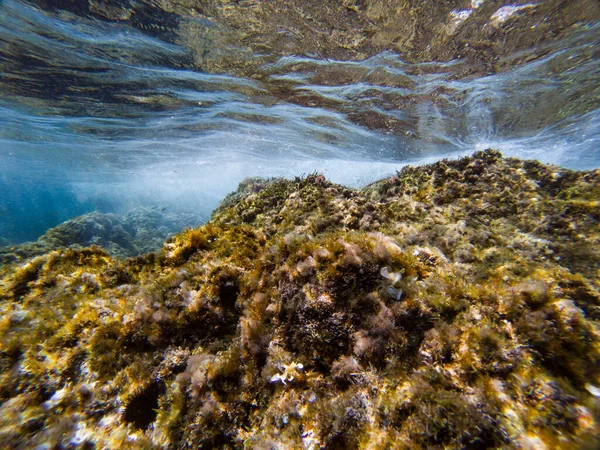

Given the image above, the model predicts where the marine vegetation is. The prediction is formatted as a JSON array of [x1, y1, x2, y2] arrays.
[[0, 150, 599, 449]]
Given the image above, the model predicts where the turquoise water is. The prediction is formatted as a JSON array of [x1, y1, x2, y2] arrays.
[[1, 0, 599, 243]]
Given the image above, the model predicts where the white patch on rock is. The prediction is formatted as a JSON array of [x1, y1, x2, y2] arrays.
[[586, 383, 600, 397], [490, 4, 537, 27]]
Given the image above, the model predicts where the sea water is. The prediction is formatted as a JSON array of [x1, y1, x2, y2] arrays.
[[0, 0, 599, 244], [1, 2, 600, 448]]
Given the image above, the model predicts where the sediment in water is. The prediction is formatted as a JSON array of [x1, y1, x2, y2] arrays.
[[0, 150, 599, 449]]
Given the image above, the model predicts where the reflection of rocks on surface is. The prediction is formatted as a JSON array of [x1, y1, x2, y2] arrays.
[[27, 0, 600, 74], [0, 151, 599, 449], [3, 1, 598, 142], [0, 207, 204, 264]]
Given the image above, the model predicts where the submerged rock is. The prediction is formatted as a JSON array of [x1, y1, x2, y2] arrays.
[[0, 207, 204, 264], [0, 150, 599, 449]]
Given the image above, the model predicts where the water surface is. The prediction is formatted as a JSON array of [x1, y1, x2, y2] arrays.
[[1, 0, 599, 244]]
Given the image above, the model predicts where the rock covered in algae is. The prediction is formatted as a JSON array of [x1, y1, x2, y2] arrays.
[[0, 206, 204, 266], [0, 150, 599, 449]]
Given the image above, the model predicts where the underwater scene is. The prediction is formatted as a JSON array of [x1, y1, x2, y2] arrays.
[[0, 0, 599, 448]]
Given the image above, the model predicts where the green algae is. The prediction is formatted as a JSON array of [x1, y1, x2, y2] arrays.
[[0, 150, 599, 449]]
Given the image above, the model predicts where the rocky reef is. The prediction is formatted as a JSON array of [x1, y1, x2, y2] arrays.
[[0, 150, 599, 449], [0, 207, 204, 265]]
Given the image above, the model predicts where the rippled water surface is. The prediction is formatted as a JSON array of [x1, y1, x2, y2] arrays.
[[1, 0, 599, 243]]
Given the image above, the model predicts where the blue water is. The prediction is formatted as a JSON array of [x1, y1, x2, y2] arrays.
[[1, 0, 599, 244]]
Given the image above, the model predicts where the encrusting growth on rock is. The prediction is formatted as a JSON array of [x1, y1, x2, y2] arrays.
[[0, 150, 599, 449]]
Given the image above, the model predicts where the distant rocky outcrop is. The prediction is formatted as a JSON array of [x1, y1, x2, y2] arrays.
[[0, 207, 204, 264], [0, 151, 599, 449]]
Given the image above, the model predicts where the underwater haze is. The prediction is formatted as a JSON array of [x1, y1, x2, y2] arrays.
[[2, 2, 600, 449], [0, 0, 599, 244]]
